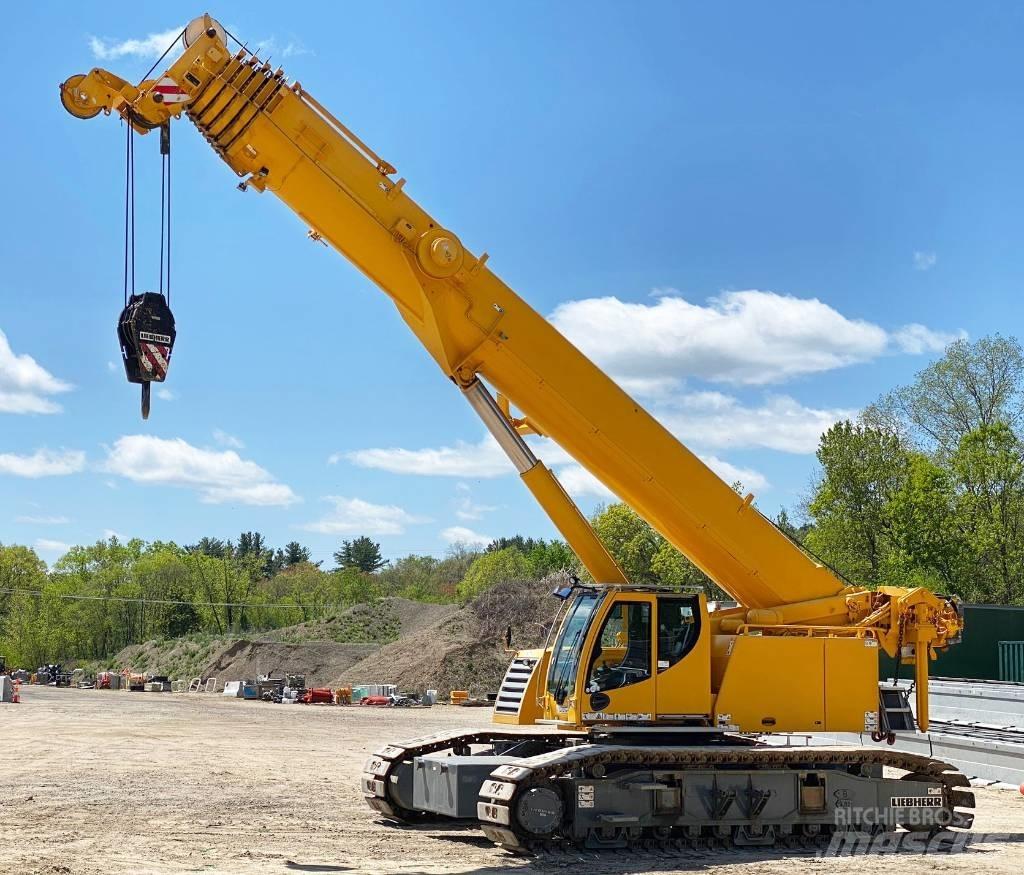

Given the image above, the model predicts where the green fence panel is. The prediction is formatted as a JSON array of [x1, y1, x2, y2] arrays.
[[1000, 641, 1024, 682]]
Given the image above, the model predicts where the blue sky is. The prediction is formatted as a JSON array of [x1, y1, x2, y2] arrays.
[[2, 1, 1022, 566]]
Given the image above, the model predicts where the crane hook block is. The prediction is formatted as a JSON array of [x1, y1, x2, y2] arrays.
[[116, 292, 176, 419]]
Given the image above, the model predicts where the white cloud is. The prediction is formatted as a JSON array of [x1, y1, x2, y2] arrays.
[[552, 455, 767, 499], [0, 449, 85, 478], [34, 539, 71, 559], [454, 483, 497, 521], [0, 330, 72, 414], [913, 250, 937, 271], [657, 392, 854, 454], [556, 465, 615, 500], [103, 435, 298, 506], [891, 323, 962, 355], [252, 35, 311, 59], [103, 529, 126, 541], [699, 455, 768, 492], [550, 289, 960, 387], [300, 496, 429, 536], [89, 26, 184, 61], [156, 387, 177, 401], [347, 435, 510, 478], [107, 361, 118, 373], [440, 525, 492, 547], [613, 376, 684, 398], [348, 408, 778, 501], [15, 515, 70, 525], [213, 429, 244, 449], [348, 432, 578, 479]]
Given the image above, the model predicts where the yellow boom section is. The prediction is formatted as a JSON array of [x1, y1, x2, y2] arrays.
[[62, 19, 849, 609]]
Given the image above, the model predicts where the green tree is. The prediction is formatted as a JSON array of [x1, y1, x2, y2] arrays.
[[650, 541, 717, 592], [334, 536, 387, 573], [133, 548, 201, 639], [884, 454, 963, 592], [377, 554, 440, 600], [235, 531, 279, 578], [590, 503, 661, 584], [876, 335, 1024, 455], [282, 541, 312, 567], [0, 544, 49, 667], [335, 567, 381, 605], [589, 503, 721, 595], [524, 539, 575, 578], [185, 550, 250, 633], [804, 419, 968, 593], [775, 508, 813, 544], [51, 538, 146, 659], [487, 535, 541, 554], [804, 421, 909, 583], [951, 422, 1024, 604], [188, 536, 229, 557], [0, 544, 47, 620], [457, 547, 531, 601]]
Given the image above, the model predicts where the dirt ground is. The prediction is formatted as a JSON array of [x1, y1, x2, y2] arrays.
[[2, 687, 1023, 875]]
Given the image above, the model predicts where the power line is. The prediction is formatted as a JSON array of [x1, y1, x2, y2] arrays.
[[0, 587, 325, 611]]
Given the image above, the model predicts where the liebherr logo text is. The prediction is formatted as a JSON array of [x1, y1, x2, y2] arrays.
[[139, 331, 171, 344], [891, 796, 943, 808]]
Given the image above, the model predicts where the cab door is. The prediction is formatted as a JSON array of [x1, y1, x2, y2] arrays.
[[580, 594, 657, 723], [654, 593, 712, 719]]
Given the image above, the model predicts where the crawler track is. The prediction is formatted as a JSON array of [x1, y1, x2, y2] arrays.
[[478, 744, 975, 853], [363, 732, 975, 855], [362, 729, 581, 821]]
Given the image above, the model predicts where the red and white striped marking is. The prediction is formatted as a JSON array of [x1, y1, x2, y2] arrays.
[[151, 76, 189, 104], [140, 343, 170, 379]]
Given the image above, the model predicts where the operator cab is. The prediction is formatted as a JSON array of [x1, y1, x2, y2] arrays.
[[544, 585, 712, 728]]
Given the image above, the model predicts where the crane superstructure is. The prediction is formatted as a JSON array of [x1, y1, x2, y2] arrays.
[[62, 15, 973, 852]]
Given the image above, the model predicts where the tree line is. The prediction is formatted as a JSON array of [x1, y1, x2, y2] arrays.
[[2, 335, 1021, 668], [795, 335, 1024, 606], [0, 504, 711, 668]]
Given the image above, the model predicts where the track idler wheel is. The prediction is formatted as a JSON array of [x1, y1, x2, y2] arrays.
[[897, 772, 954, 835], [514, 782, 564, 842]]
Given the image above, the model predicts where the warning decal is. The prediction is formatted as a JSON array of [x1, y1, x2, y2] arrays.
[[140, 343, 170, 379], [151, 77, 189, 104]]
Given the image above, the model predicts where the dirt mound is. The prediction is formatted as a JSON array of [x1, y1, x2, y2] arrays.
[[201, 639, 379, 686], [112, 586, 557, 693], [258, 597, 459, 645], [332, 579, 562, 695], [112, 635, 232, 680]]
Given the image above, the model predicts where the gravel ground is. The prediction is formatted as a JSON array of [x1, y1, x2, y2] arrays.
[[2, 687, 1023, 874]]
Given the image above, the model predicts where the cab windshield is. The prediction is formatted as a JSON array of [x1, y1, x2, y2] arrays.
[[546, 591, 603, 705]]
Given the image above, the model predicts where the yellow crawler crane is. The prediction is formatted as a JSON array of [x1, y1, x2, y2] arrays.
[[62, 14, 973, 852]]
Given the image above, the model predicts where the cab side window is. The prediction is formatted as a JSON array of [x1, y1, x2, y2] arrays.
[[586, 602, 651, 692], [657, 597, 700, 672]]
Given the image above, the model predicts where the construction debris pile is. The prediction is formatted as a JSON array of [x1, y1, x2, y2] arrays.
[[2, 660, 485, 709], [221, 674, 439, 707]]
